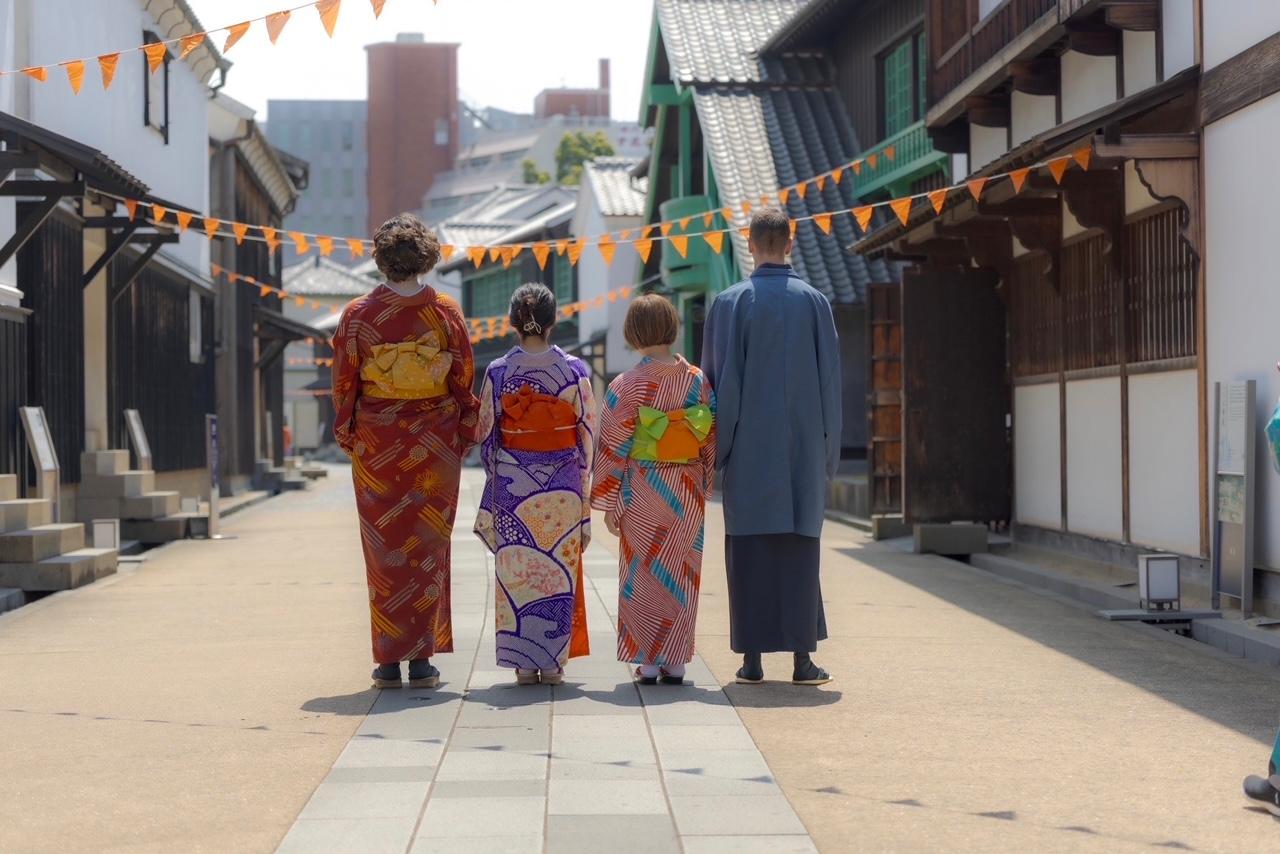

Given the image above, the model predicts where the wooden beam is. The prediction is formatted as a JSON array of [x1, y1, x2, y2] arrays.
[[1201, 28, 1280, 125], [928, 120, 969, 155], [1093, 133, 1199, 160], [1133, 156, 1201, 259], [1102, 0, 1159, 31], [964, 94, 1010, 128], [1009, 58, 1059, 97], [82, 222, 140, 289], [1066, 20, 1122, 56], [1060, 168, 1125, 267], [109, 235, 166, 307], [0, 179, 85, 197], [256, 339, 289, 372], [0, 195, 60, 269]]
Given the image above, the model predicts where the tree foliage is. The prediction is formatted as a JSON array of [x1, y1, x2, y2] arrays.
[[522, 158, 550, 185], [555, 131, 616, 186]]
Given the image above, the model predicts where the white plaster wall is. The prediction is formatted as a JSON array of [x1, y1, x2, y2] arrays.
[[1062, 199, 1087, 240], [1163, 0, 1197, 74], [26, 0, 211, 274], [1203, 0, 1280, 70], [1205, 94, 1280, 569], [1014, 383, 1061, 529], [950, 154, 969, 183], [969, 124, 1007, 172], [0, 0, 19, 302], [1129, 370, 1200, 555], [978, 0, 1002, 19], [1061, 51, 1118, 123], [1011, 91, 1056, 146], [1123, 30, 1158, 96], [1066, 377, 1124, 540], [571, 192, 641, 376], [1124, 161, 1159, 216]]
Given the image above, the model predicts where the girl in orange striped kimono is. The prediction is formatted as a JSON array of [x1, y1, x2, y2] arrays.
[[332, 215, 481, 690], [591, 295, 715, 685]]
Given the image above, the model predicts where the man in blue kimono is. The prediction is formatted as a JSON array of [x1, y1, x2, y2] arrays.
[[701, 208, 840, 686]]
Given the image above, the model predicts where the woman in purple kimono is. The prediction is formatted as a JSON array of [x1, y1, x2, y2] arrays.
[[475, 284, 595, 685]]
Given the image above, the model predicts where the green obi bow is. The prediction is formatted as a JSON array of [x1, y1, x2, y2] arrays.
[[630, 404, 713, 462]]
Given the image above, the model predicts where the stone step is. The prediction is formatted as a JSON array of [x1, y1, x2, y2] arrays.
[[299, 467, 328, 480], [0, 523, 87, 564], [279, 477, 308, 492], [79, 469, 155, 499], [121, 491, 181, 520], [0, 587, 25, 614], [122, 514, 189, 544], [0, 499, 55, 535], [0, 474, 17, 502], [81, 450, 131, 477], [63, 547, 118, 580], [0, 551, 98, 592]]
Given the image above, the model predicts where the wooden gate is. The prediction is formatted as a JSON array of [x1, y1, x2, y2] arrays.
[[866, 282, 902, 516], [901, 267, 1010, 524]]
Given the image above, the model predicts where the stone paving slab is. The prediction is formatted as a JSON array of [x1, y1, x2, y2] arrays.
[[277, 471, 815, 853]]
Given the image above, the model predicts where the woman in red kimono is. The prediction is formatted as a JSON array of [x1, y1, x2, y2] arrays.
[[331, 214, 481, 689]]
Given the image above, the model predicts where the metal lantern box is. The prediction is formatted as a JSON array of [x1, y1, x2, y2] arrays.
[[1138, 554, 1180, 611]]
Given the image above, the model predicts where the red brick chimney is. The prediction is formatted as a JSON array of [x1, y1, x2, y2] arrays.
[[599, 59, 611, 92]]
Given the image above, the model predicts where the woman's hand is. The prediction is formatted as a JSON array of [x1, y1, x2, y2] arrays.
[[605, 514, 621, 538]]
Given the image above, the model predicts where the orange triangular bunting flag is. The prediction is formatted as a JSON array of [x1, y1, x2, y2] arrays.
[[853, 206, 874, 233], [232, 222, 249, 245], [317, 0, 342, 38], [598, 238, 617, 266], [151, 205, 168, 224], [370, 0, 388, 17], [678, 216, 692, 231], [211, 263, 223, 279], [635, 239, 654, 264], [567, 239, 587, 266], [967, 178, 987, 202], [928, 189, 948, 214], [779, 188, 791, 205], [1048, 157, 1070, 184], [703, 231, 725, 254], [440, 244, 455, 261], [719, 208, 733, 224], [62, 61, 85, 94], [511, 245, 524, 261], [224, 22, 251, 53], [832, 167, 845, 185], [98, 54, 120, 90], [125, 199, 138, 221], [346, 238, 365, 257], [262, 227, 281, 253], [816, 175, 827, 192], [488, 247, 502, 263], [868, 153, 879, 169], [260, 285, 273, 298], [885, 145, 896, 161], [790, 221, 798, 239], [176, 212, 194, 232], [739, 227, 750, 240], [619, 230, 634, 241], [295, 296, 307, 308], [180, 34, 206, 59], [659, 222, 674, 238], [852, 159, 863, 175], [796, 182, 808, 200], [499, 247, 515, 269], [701, 212, 714, 228], [317, 237, 335, 257], [266, 12, 291, 44], [144, 42, 168, 74], [741, 201, 752, 216], [555, 239, 569, 256], [890, 197, 912, 226], [814, 214, 832, 235], [1009, 167, 1030, 194], [533, 243, 551, 270], [21, 67, 48, 82], [467, 246, 486, 268], [203, 218, 221, 239], [669, 235, 689, 259], [1072, 145, 1092, 171], [289, 231, 310, 254]]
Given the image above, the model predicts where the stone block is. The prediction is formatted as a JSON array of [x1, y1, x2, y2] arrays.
[[0, 474, 16, 502], [81, 450, 130, 477], [0, 499, 53, 534], [76, 497, 123, 523], [122, 515, 189, 544], [78, 470, 154, 499], [121, 491, 180, 520], [0, 523, 86, 563], [0, 552, 98, 592], [871, 515, 912, 541], [67, 547, 118, 579], [913, 523, 989, 555], [0, 587, 25, 614]]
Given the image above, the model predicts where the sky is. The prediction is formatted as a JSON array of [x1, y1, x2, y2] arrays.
[[184, 0, 655, 124]]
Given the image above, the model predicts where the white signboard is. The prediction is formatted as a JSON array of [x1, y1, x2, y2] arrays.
[[123, 409, 152, 472], [1211, 381, 1256, 616], [19, 407, 60, 522]]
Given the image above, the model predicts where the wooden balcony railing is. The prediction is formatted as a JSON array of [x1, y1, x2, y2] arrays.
[[929, 0, 1059, 107]]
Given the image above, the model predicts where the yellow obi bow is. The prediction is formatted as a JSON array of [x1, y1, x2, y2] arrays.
[[630, 404, 713, 463], [361, 332, 453, 399]]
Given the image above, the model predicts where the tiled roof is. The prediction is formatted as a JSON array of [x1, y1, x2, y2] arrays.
[[656, 0, 808, 84], [282, 257, 377, 297], [584, 158, 648, 219], [436, 221, 519, 250]]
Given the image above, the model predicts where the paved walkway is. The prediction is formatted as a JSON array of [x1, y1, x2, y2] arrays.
[[277, 475, 815, 853]]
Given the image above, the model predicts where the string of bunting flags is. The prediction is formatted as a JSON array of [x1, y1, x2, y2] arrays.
[[0, 0, 434, 90]]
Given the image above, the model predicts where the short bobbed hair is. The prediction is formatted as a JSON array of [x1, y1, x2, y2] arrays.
[[624, 294, 680, 350]]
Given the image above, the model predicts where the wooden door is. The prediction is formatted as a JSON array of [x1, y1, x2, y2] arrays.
[[901, 267, 1010, 524], [866, 282, 903, 516]]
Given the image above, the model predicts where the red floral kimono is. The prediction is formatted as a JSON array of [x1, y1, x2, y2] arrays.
[[332, 284, 481, 664]]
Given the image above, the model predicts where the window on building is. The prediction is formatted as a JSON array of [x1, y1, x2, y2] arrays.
[[342, 169, 354, 196], [321, 172, 334, 198], [553, 253, 574, 305], [466, 266, 521, 320], [341, 122, 354, 151], [435, 119, 450, 147], [142, 31, 170, 143], [879, 31, 926, 139]]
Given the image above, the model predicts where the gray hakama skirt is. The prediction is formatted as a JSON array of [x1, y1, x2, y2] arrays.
[[725, 534, 828, 653]]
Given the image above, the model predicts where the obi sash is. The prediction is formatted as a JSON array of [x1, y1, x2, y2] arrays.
[[500, 385, 578, 452], [361, 331, 453, 400], [630, 404, 713, 464]]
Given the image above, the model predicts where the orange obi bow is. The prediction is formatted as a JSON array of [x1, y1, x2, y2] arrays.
[[361, 332, 453, 399], [630, 404, 713, 463], [500, 385, 578, 452]]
